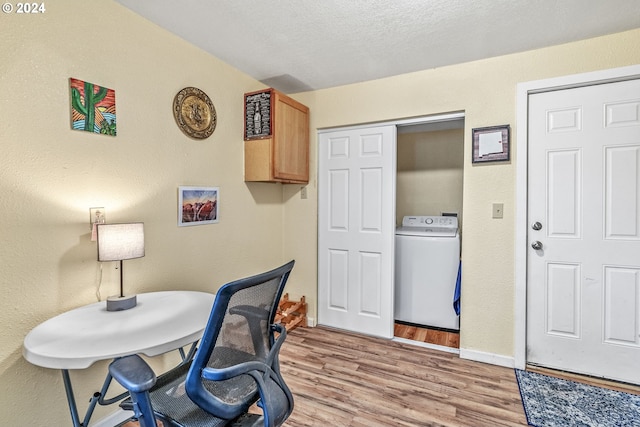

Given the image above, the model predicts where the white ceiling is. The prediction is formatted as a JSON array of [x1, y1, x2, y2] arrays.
[[115, 0, 640, 94]]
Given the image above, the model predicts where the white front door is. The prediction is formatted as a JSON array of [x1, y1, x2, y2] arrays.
[[527, 79, 640, 384], [318, 125, 396, 338]]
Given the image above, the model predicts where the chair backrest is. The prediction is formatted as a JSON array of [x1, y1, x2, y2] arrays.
[[185, 260, 295, 420]]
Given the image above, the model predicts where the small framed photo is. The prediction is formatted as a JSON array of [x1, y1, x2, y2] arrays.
[[178, 186, 219, 226], [472, 125, 510, 163]]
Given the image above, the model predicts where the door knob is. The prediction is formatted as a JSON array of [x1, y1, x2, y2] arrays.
[[531, 221, 542, 231], [531, 241, 543, 250]]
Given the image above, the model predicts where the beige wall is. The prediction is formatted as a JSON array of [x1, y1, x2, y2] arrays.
[[0, 1, 288, 425], [396, 129, 465, 225], [1, 1, 639, 424], [288, 28, 640, 358]]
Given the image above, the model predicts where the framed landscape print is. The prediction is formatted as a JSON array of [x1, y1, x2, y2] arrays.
[[178, 186, 219, 226]]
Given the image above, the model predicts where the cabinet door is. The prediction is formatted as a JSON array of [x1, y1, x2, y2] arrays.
[[273, 94, 309, 183]]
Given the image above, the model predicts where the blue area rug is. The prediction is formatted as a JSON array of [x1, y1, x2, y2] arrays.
[[515, 369, 640, 427]]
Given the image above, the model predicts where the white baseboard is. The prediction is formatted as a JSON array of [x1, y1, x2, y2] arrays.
[[91, 409, 133, 427], [459, 348, 514, 368], [306, 317, 316, 327]]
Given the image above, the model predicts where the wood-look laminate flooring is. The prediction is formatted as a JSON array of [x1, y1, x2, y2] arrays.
[[279, 326, 526, 426], [121, 326, 640, 427], [121, 326, 524, 427], [394, 322, 460, 349]]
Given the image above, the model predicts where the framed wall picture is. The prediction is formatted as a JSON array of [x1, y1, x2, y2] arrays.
[[178, 186, 219, 226], [70, 78, 116, 136], [472, 124, 510, 163], [244, 89, 273, 140]]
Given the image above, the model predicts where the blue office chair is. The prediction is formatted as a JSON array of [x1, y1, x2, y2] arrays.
[[109, 260, 295, 427]]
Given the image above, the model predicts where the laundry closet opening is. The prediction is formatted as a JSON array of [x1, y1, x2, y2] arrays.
[[317, 112, 465, 346], [394, 118, 464, 350]]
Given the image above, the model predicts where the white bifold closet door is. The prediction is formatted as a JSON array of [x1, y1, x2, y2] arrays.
[[318, 125, 396, 338]]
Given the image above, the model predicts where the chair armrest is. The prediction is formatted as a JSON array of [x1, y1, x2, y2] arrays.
[[201, 360, 268, 381], [109, 355, 157, 393], [269, 324, 287, 355], [229, 305, 269, 321], [201, 325, 287, 382]]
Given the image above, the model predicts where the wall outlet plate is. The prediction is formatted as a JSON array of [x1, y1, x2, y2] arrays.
[[90, 207, 106, 229]]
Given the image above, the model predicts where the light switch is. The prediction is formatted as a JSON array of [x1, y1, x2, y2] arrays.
[[300, 186, 308, 199], [492, 203, 504, 219]]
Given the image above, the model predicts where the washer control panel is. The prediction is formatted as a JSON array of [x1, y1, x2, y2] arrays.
[[401, 215, 458, 229]]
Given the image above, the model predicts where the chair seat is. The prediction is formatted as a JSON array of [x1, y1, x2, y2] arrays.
[[144, 347, 261, 427]]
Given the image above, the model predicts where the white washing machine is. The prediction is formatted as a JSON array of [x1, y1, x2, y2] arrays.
[[395, 215, 460, 330]]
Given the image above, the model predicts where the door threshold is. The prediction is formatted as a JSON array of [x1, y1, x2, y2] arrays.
[[526, 365, 640, 395]]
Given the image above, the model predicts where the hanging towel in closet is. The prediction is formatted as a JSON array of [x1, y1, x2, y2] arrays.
[[453, 260, 461, 316]]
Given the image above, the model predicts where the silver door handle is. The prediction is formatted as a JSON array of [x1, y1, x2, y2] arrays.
[[531, 221, 542, 231], [531, 241, 543, 250]]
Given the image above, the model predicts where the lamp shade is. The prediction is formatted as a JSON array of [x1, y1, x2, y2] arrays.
[[97, 223, 145, 262]]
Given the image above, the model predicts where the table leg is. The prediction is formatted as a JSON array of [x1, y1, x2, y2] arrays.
[[61, 370, 82, 427], [61, 369, 130, 427], [60, 346, 195, 426], [179, 342, 198, 364]]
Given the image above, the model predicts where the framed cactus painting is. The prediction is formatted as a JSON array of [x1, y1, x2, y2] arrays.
[[70, 78, 116, 136]]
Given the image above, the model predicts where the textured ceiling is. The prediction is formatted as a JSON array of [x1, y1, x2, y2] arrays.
[[115, 0, 640, 93]]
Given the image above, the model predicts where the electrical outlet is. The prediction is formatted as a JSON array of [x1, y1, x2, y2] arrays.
[[492, 203, 504, 219], [90, 207, 106, 229]]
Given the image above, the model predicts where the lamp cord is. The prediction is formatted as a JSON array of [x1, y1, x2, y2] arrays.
[[119, 259, 124, 298], [96, 263, 103, 301]]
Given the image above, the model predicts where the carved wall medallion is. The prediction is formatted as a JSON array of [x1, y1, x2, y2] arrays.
[[173, 87, 217, 139]]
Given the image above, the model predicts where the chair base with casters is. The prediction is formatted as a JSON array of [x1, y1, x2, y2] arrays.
[[109, 261, 296, 427]]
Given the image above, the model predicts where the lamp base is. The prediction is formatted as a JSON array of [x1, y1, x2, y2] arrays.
[[106, 294, 137, 311]]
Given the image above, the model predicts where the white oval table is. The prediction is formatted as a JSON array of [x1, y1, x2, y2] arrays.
[[23, 291, 216, 427]]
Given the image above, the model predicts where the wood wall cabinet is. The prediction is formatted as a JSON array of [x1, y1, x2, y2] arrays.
[[244, 88, 309, 184]]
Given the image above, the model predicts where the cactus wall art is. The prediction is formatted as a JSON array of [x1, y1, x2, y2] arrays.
[[70, 78, 116, 136]]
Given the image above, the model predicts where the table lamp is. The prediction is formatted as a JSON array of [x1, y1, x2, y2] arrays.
[[96, 222, 145, 311]]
